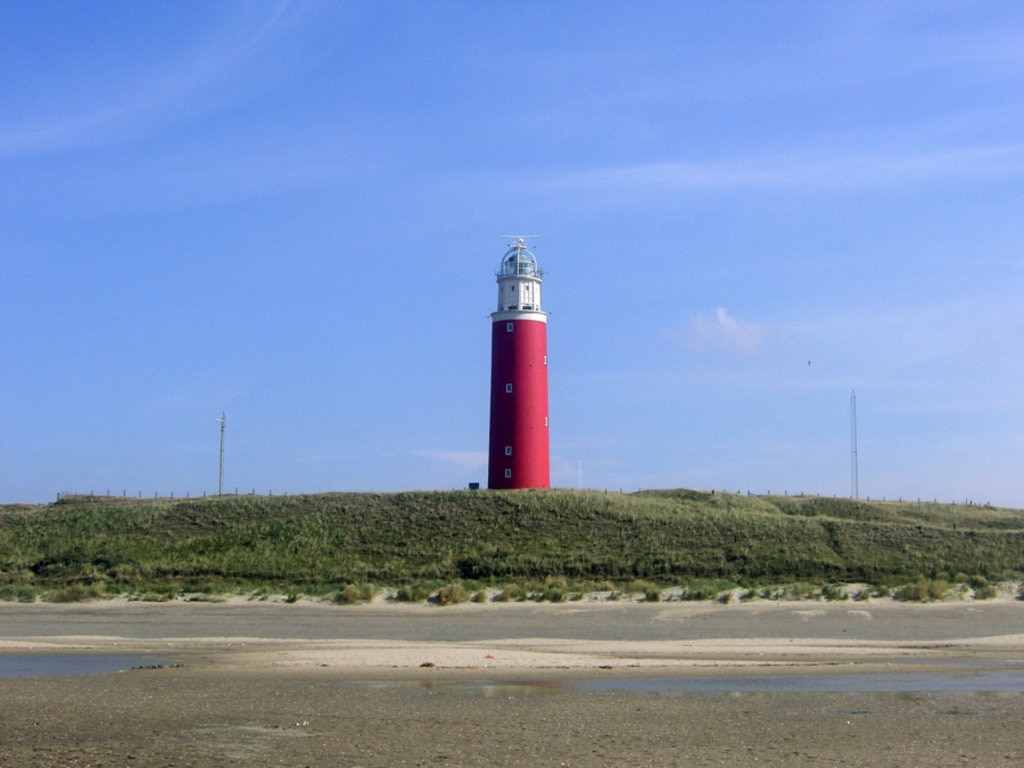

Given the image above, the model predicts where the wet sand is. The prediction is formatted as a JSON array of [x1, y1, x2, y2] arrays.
[[2, 598, 1023, 766]]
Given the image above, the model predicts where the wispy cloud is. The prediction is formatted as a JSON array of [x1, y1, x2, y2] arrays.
[[416, 450, 488, 472], [667, 308, 770, 356], [552, 143, 1024, 195], [0, 1, 314, 159]]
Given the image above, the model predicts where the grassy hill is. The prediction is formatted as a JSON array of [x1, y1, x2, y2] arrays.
[[1, 489, 1023, 602]]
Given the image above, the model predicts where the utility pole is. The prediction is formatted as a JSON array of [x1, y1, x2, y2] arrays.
[[215, 412, 225, 495], [850, 390, 859, 500]]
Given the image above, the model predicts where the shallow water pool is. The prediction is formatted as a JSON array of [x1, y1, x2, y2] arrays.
[[414, 662, 1024, 697], [571, 669, 1024, 694], [0, 654, 164, 679]]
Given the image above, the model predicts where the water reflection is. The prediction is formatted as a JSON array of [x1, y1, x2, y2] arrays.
[[410, 664, 1024, 696], [574, 670, 1024, 694]]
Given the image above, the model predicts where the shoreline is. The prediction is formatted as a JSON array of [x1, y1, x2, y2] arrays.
[[4, 599, 1024, 765], [2, 596, 1023, 678]]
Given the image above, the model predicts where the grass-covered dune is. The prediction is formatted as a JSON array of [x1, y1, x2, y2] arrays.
[[1, 489, 1023, 601]]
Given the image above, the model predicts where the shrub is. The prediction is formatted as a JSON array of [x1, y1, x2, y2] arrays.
[[497, 583, 526, 602], [821, 583, 848, 601], [437, 583, 468, 605], [45, 583, 104, 603], [973, 583, 998, 600], [893, 582, 926, 602], [395, 584, 433, 602], [332, 585, 361, 604], [628, 580, 660, 601], [893, 579, 949, 602], [784, 582, 817, 600], [542, 586, 564, 602], [678, 579, 739, 601], [966, 575, 998, 600], [333, 583, 373, 604], [395, 585, 414, 602], [0, 585, 37, 603], [927, 579, 950, 601]]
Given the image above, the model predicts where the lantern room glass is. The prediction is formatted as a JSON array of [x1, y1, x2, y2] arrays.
[[499, 241, 539, 277]]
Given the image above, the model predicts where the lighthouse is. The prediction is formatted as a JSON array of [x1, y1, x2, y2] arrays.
[[488, 237, 550, 489]]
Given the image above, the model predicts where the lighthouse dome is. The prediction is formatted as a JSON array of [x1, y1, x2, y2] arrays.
[[494, 238, 544, 314], [499, 239, 540, 278]]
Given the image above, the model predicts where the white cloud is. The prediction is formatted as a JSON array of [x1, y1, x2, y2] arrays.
[[670, 308, 770, 356]]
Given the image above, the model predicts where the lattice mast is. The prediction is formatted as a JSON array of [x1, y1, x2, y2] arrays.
[[850, 390, 859, 500]]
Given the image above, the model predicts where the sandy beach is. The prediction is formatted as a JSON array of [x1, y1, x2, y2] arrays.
[[2, 597, 1023, 766]]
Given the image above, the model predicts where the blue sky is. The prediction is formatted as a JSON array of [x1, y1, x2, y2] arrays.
[[3, 1, 1023, 506]]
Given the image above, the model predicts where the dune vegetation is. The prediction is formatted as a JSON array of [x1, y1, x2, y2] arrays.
[[1, 489, 1022, 603]]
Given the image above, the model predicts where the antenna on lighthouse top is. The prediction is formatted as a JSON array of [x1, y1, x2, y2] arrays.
[[499, 235, 540, 251]]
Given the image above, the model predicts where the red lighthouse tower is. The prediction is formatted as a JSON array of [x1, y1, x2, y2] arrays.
[[488, 238, 550, 489]]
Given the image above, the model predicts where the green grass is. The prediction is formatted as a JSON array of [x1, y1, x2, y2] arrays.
[[1, 489, 1022, 600]]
